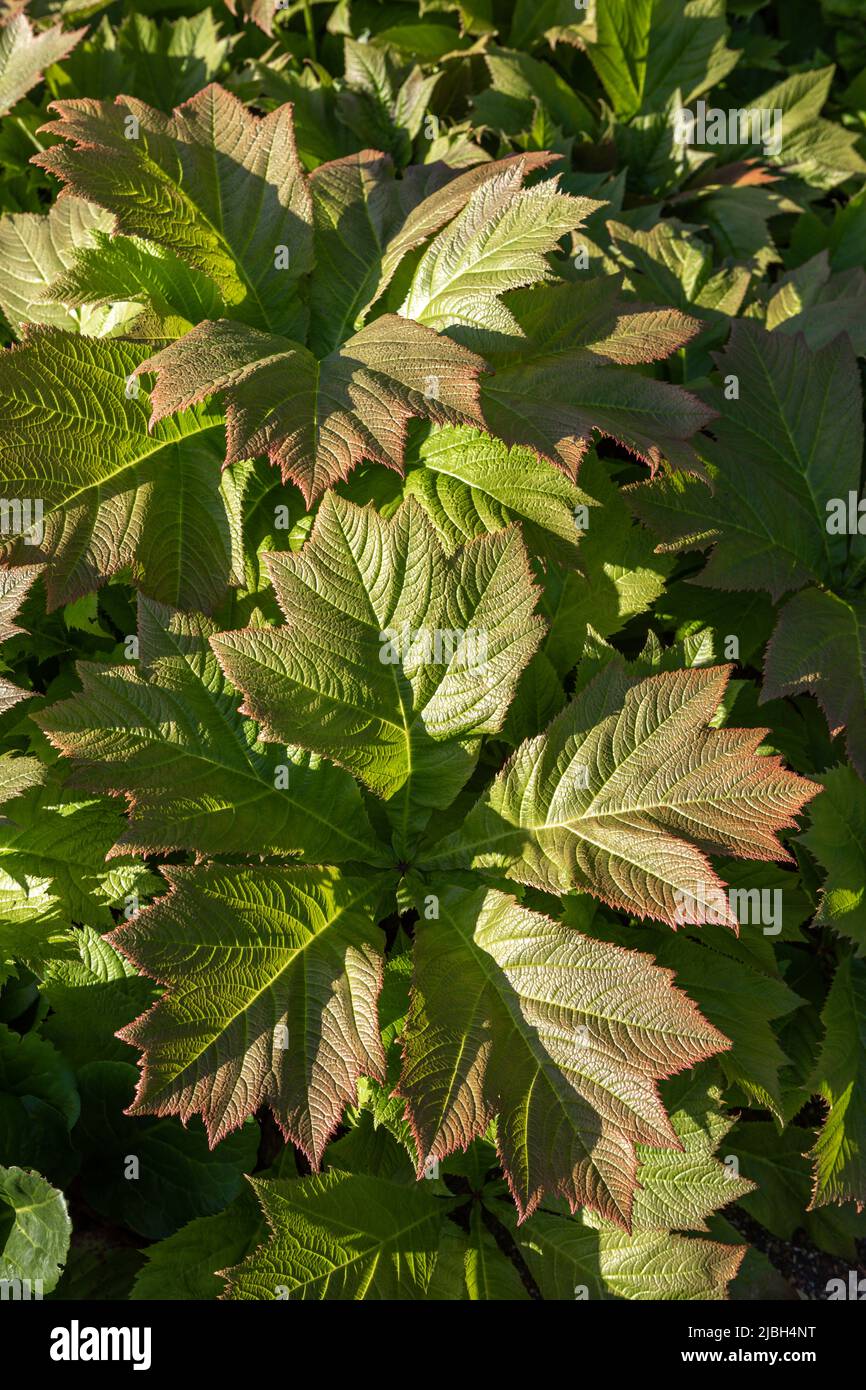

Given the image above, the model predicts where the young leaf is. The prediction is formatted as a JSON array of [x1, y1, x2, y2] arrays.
[[111, 865, 391, 1160], [399, 161, 596, 333], [398, 882, 730, 1226]]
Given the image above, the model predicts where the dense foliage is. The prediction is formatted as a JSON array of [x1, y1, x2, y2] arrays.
[[0, 0, 865, 1303]]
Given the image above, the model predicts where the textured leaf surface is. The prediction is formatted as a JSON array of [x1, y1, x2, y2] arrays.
[[37, 84, 313, 334], [0, 1165, 71, 1293], [808, 956, 866, 1209], [139, 314, 487, 505], [0, 332, 241, 610], [398, 883, 729, 1226], [112, 865, 390, 1160], [0, 15, 84, 117], [799, 768, 866, 955], [435, 662, 815, 927], [406, 424, 584, 560], [477, 281, 710, 475], [763, 588, 866, 782], [629, 1069, 755, 1231], [399, 161, 594, 333], [0, 199, 113, 334], [0, 565, 40, 712], [213, 493, 544, 822], [39, 600, 386, 863], [630, 326, 863, 600], [224, 1170, 446, 1300]]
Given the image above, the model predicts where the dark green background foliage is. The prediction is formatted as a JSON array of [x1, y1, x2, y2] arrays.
[[0, 0, 864, 1302]]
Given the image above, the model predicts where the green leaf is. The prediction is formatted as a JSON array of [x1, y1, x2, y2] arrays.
[[763, 589, 866, 782], [630, 324, 863, 600], [0, 1165, 71, 1294], [213, 493, 544, 825], [37, 84, 313, 335], [131, 1188, 262, 1301], [477, 280, 710, 475], [398, 882, 729, 1225], [39, 926, 157, 1068], [406, 423, 585, 561], [629, 1069, 756, 1231], [799, 766, 866, 954], [512, 1205, 745, 1299], [111, 865, 391, 1160], [223, 1169, 448, 1299], [399, 160, 595, 333], [0, 331, 242, 610], [584, 0, 737, 121], [74, 1060, 257, 1240], [38, 599, 386, 864], [435, 662, 815, 927], [727, 1120, 812, 1240], [0, 198, 116, 335], [0, 15, 84, 118], [809, 955, 866, 1209]]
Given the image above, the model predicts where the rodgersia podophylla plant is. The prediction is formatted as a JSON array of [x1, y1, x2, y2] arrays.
[[0, 0, 864, 1306]]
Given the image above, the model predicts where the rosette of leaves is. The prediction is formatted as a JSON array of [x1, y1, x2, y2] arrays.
[[0, 84, 708, 611], [38, 490, 815, 1281]]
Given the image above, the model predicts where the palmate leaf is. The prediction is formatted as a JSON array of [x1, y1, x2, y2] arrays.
[[37, 599, 387, 864], [138, 314, 487, 506], [432, 661, 815, 928], [509, 1069, 752, 1298], [35, 84, 313, 336], [398, 883, 730, 1226], [111, 865, 391, 1161], [223, 1170, 448, 1300], [0, 14, 84, 118], [630, 324, 863, 600], [212, 493, 544, 833], [0, 332, 243, 610]]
